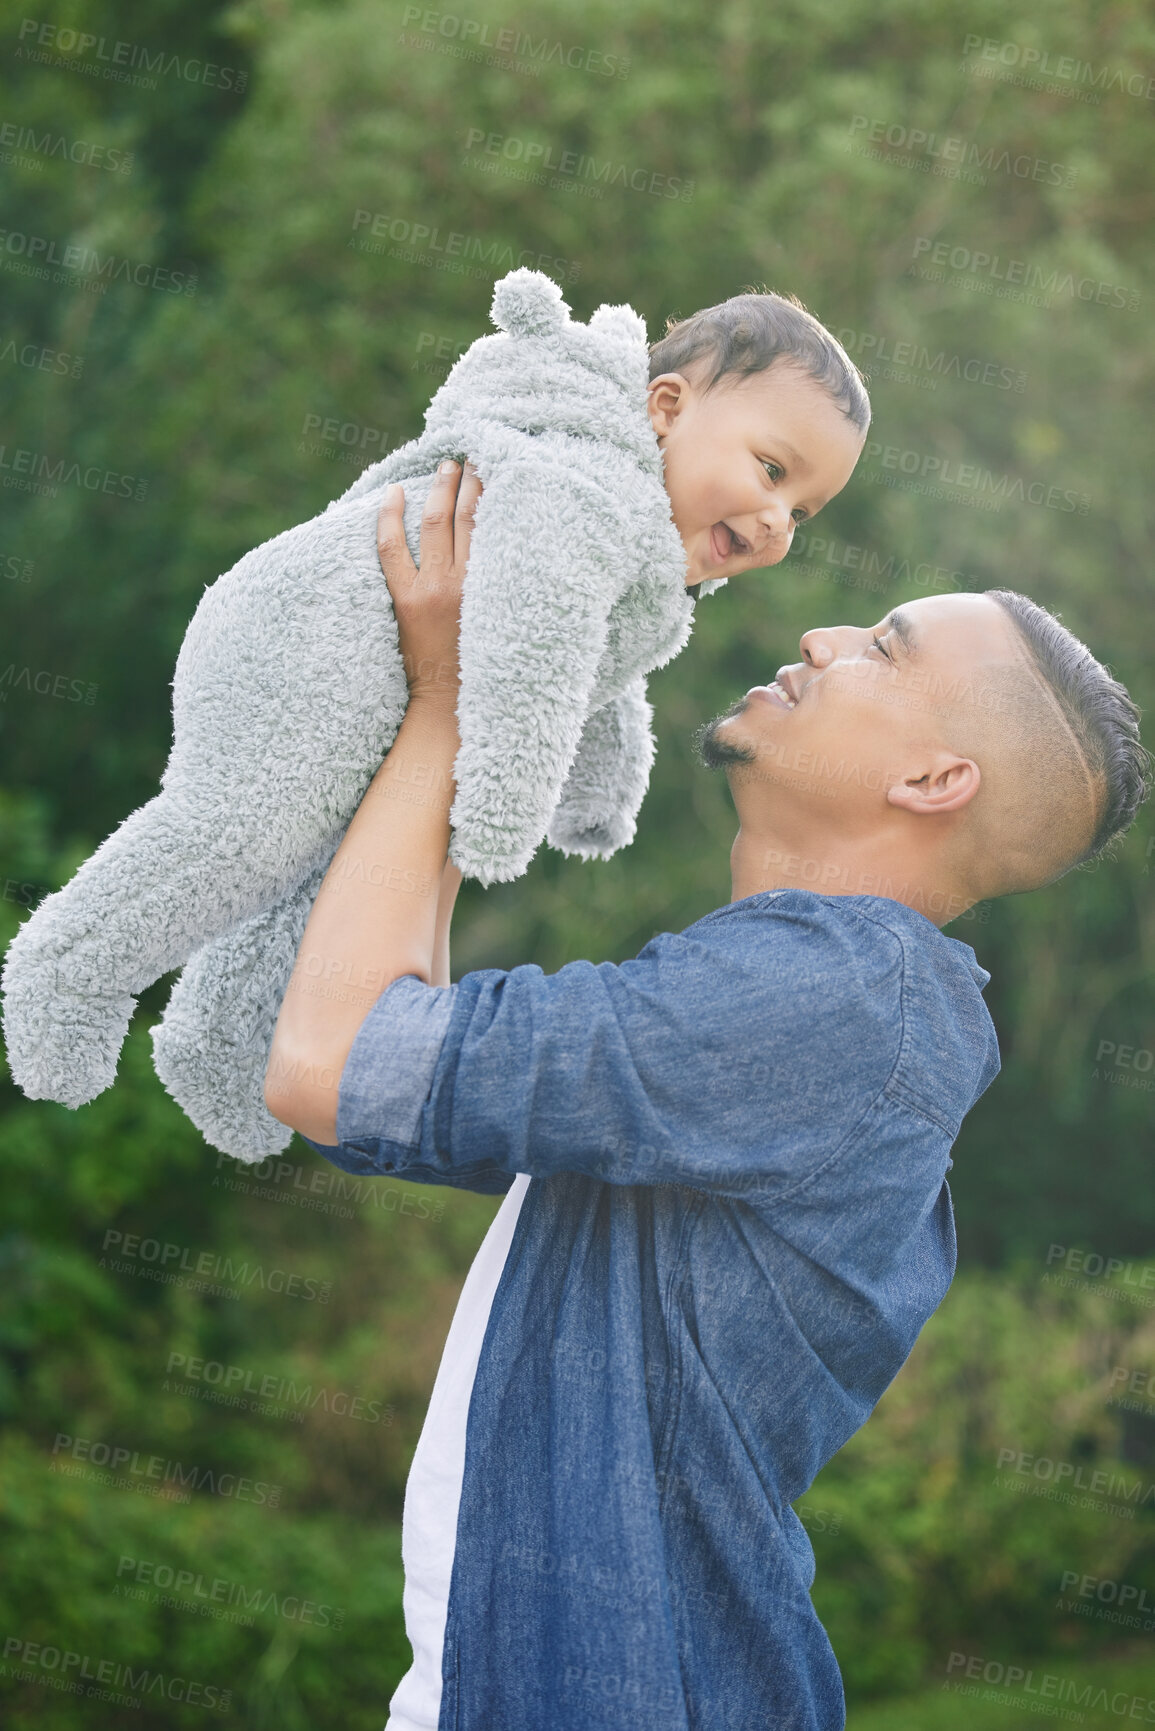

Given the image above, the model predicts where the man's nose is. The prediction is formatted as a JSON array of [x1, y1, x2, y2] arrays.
[[799, 624, 859, 667]]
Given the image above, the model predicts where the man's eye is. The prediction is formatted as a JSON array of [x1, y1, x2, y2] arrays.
[[761, 459, 785, 482], [791, 507, 809, 524], [872, 633, 893, 663]]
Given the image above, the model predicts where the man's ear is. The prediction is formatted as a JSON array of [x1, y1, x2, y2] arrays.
[[886, 754, 981, 816], [646, 372, 691, 438]]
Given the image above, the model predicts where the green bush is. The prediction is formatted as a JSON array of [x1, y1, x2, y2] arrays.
[[803, 1266, 1155, 1700]]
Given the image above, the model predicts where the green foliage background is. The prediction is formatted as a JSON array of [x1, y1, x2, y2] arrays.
[[1, 0, 1153, 1723]]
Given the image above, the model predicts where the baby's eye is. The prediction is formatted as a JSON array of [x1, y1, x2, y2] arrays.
[[761, 459, 785, 483]]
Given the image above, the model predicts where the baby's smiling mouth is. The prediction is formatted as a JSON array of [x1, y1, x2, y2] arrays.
[[710, 522, 753, 563]]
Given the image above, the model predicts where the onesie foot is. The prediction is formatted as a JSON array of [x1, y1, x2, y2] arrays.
[[151, 1012, 294, 1164], [0, 976, 134, 1108]]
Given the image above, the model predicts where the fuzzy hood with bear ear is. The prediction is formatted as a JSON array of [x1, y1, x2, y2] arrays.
[[344, 270, 728, 597], [338, 268, 709, 885], [348, 270, 661, 485]]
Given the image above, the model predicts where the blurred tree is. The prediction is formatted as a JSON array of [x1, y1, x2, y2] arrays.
[[2, 0, 1154, 1720]]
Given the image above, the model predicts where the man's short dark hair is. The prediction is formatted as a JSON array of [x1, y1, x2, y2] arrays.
[[986, 588, 1149, 866], [648, 290, 871, 432]]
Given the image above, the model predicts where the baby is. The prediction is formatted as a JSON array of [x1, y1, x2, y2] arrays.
[[1, 273, 870, 1162], [638, 290, 868, 594]]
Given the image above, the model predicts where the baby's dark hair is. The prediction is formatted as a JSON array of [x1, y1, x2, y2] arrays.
[[648, 290, 871, 432]]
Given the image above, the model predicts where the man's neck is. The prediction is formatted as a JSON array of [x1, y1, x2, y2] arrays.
[[728, 826, 975, 928]]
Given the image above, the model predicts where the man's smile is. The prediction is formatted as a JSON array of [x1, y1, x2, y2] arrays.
[[745, 670, 801, 710]]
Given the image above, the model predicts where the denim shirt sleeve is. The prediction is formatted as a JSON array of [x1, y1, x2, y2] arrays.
[[312, 901, 915, 1205], [298, 974, 516, 1195], [338, 974, 455, 1145]]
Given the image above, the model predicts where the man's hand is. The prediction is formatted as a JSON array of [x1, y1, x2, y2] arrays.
[[377, 459, 482, 708]]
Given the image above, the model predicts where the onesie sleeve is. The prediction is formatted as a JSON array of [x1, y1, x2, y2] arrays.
[[546, 677, 656, 861], [446, 458, 628, 885]]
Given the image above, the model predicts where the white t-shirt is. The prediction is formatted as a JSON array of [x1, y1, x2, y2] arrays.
[[384, 1172, 531, 1731]]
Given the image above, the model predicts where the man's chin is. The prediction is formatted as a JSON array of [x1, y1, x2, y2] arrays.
[[693, 710, 757, 770]]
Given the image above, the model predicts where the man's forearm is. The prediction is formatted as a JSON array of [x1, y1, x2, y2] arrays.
[[432, 859, 464, 988], [265, 696, 460, 1135]]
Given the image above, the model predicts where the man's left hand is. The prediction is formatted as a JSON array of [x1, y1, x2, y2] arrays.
[[377, 458, 482, 708]]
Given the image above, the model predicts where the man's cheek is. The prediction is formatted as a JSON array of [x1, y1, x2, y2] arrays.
[[828, 663, 872, 694]]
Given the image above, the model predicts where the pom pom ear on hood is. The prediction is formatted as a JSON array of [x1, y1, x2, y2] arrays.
[[588, 301, 651, 390], [490, 268, 572, 337], [588, 302, 648, 346], [487, 274, 652, 390]]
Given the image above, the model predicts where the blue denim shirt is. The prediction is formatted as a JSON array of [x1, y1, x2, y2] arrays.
[[303, 889, 1000, 1731]]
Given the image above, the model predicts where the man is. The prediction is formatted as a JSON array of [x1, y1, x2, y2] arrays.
[[265, 462, 1147, 1731]]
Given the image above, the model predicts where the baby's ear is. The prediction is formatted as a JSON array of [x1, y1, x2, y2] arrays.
[[588, 303, 647, 347], [490, 268, 571, 337]]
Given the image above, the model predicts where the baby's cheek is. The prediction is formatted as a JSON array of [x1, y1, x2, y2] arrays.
[[660, 471, 696, 531]]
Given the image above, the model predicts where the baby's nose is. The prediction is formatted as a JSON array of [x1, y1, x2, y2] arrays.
[[758, 514, 795, 560], [758, 498, 793, 537]]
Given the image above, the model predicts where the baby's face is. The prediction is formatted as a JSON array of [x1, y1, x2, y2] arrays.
[[647, 360, 867, 585]]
